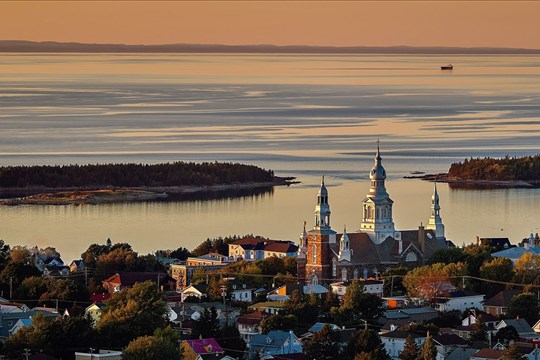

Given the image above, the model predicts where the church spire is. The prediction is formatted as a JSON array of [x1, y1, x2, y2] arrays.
[[361, 141, 396, 244], [339, 224, 351, 261], [426, 181, 445, 240], [315, 175, 331, 230]]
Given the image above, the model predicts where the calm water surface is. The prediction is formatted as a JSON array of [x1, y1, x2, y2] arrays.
[[0, 54, 539, 260]]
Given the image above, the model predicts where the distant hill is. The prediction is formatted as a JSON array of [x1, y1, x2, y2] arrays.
[[2, 40, 540, 54]]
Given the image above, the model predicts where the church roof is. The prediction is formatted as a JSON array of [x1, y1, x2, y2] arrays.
[[330, 228, 445, 266]]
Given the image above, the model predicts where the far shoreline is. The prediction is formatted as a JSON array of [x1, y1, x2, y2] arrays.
[[404, 173, 539, 189], [0, 177, 297, 206]]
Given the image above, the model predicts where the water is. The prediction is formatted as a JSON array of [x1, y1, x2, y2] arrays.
[[0, 53, 539, 261]]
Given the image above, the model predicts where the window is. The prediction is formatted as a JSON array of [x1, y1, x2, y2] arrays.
[[312, 244, 317, 264], [332, 258, 337, 277], [341, 268, 347, 281]]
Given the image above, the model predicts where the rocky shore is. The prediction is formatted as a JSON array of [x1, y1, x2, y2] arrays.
[[404, 173, 537, 188]]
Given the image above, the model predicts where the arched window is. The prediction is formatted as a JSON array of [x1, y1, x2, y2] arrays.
[[311, 274, 318, 286], [372, 267, 379, 276], [363, 268, 368, 279], [325, 215, 329, 226], [370, 207, 374, 219], [312, 244, 317, 264], [332, 258, 337, 277], [406, 252, 418, 262], [353, 269, 359, 279]]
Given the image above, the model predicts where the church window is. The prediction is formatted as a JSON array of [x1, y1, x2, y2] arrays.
[[363, 268, 368, 279], [341, 269, 347, 281], [312, 244, 317, 264], [370, 207, 374, 219], [332, 258, 337, 277], [353, 269, 359, 279], [325, 215, 329, 226], [373, 267, 379, 276], [405, 252, 418, 262], [311, 275, 318, 286]]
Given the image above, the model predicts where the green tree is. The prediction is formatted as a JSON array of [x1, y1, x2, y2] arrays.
[[97, 281, 168, 348], [514, 253, 540, 284], [479, 258, 514, 297], [123, 336, 181, 360], [192, 307, 220, 339], [304, 324, 342, 360], [502, 342, 526, 360], [506, 292, 540, 326], [469, 316, 487, 342], [418, 332, 437, 360], [398, 335, 419, 360], [496, 325, 520, 345], [429, 247, 464, 265], [337, 280, 383, 324], [260, 314, 297, 334], [346, 329, 389, 359], [218, 324, 246, 358]]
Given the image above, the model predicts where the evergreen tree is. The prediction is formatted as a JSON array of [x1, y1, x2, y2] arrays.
[[399, 335, 419, 360], [502, 343, 526, 360], [304, 324, 342, 360], [418, 332, 437, 360]]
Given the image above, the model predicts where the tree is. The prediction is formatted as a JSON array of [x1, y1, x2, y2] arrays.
[[506, 292, 539, 326], [337, 281, 383, 324], [496, 325, 520, 345], [398, 335, 419, 360], [502, 342, 526, 360], [123, 326, 181, 360], [418, 332, 437, 360], [346, 329, 389, 359], [304, 324, 342, 360], [403, 262, 467, 300], [0, 239, 11, 272], [97, 281, 168, 348], [219, 324, 246, 358], [469, 316, 487, 342], [192, 307, 220, 339], [514, 253, 540, 284], [479, 258, 514, 297], [429, 247, 464, 265], [260, 314, 297, 334]]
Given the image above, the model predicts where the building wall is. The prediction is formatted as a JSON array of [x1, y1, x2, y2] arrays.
[[305, 232, 332, 285], [382, 337, 425, 360]]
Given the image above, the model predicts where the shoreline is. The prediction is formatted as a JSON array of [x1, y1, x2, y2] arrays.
[[0, 177, 297, 206], [404, 173, 538, 188]]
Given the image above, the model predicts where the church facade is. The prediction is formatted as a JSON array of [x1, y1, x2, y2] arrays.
[[297, 144, 449, 285]]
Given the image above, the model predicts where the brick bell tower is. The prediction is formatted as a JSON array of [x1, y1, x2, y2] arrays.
[[302, 176, 336, 285]]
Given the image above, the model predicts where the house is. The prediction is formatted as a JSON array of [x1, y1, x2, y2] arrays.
[[226, 281, 255, 303], [469, 348, 504, 360], [380, 330, 426, 360], [180, 284, 208, 302], [85, 303, 104, 325], [170, 262, 227, 290], [261, 355, 305, 360], [496, 319, 539, 339], [330, 279, 384, 299], [101, 272, 175, 293], [383, 296, 410, 309], [248, 330, 303, 360], [432, 334, 467, 357], [462, 312, 499, 328], [0, 309, 58, 339], [492, 342, 540, 359], [181, 338, 225, 360], [8, 318, 32, 336], [74, 350, 122, 359], [186, 253, 231, 266], [63, 305, 86, 318], [380, 319, 413, 334], [433, 291, 485, 312], [69, 259, 85, 272], [228, 237, 298, 261], [237, 310, 268, 342], [492, 233, 540, 264], [90, 293, 111, 303], [478, 237, 513, 251], [248, 302, 286, 315], [43, 265, 70, 278], [267, 283, 327, 301], [483, 289, 521, 316], [417, 281, 457, 301], [383, 307, 439, 323], [442, 347, 479, 360]]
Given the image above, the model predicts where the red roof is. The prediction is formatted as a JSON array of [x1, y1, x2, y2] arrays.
[[471, 348, 503, 359], [102, 272, 170, 286], [237, 310, 267, 325]]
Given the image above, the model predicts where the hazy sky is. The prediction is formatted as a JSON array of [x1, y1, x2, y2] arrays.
[[2, 1, 540, 48]]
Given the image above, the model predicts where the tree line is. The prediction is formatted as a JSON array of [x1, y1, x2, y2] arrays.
[[448, 155, 540, 181], [0, 162, 275, 188]]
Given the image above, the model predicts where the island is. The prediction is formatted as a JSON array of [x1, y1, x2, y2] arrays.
[[405, 155, 540, 188], [0, 162, 294, 205]]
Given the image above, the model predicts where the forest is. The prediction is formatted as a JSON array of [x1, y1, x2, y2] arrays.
[[0, 162, 276, 188], [447, 154, 540, 181]]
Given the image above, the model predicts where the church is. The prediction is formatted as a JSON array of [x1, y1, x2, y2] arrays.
[[297, 143, 449, 285]]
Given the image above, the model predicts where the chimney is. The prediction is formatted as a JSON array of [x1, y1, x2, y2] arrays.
[[418, 223, 425, 253], [476, 236, 480, 245]]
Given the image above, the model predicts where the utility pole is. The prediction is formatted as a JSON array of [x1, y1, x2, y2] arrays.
[[84, 267, 88, 287], [90, 347, 95, 360], [9, 276, 13, 299], [24, 349, 29, 360], [390, 275, 395, 297], [55, 299, 59, 311]]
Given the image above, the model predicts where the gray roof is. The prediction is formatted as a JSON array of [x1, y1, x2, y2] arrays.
[[444, 347, 478, 360], [498, 318, 535, 335], [250, 330, 294, 348], [493, 246, 540, 261]]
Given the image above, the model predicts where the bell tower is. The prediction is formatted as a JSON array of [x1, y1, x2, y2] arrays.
[[360, 141, 397, 244], [305, 176, 336, 285], [426, 182, 445, 240]]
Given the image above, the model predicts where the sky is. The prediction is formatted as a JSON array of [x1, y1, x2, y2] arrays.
[[1, 1, 540, 49]]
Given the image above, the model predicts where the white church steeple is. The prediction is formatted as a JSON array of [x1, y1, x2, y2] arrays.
[[360, 141, 396, 244], [315, 175, 331, 230], [338, 225, 351, 262], [426, 182, 445, 240]]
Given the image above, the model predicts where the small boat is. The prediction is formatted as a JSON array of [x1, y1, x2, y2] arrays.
[[441, 64, 453, 70]]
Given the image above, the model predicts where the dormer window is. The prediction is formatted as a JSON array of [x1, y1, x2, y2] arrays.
[[266, 337, 272, 344]]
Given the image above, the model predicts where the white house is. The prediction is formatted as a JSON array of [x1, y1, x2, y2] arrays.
[[433, 291, 484, 312], [228, 282, 255, 303], [180, 284, 208, 302], [330, 279, 384, 299], [380, 330, 426, 360]]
